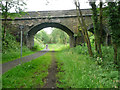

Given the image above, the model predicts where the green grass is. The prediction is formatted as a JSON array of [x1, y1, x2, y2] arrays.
[[47, 44, 69, 51], [2, 46, 35, 64], [2, 52, 52, 88], [2, 31, 44, 64], [56, 46, 118, 88]]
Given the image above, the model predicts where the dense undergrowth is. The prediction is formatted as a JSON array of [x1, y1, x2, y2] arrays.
[[56, 45, 118, 88], [2, 53, 52, 88], [2, 30, 44, 63]]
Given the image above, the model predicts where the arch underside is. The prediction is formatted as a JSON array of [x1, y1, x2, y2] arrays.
[[87, 24, 111, 45], [87, 24, 110, 35], [27, 22, 76, 48], [28, 22, 74, 37]]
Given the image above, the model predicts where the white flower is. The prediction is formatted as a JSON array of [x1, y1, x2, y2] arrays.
[[97, 57, 100, 61]]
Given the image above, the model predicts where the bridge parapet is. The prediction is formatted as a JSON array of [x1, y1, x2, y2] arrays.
[[14, 9, 92, 19]]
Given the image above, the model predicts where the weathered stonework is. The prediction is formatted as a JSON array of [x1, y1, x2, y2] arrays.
[[2, 9, 110, 48]]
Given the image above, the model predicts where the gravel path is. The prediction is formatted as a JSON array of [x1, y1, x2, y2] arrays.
[[1, 49, 49, 74]]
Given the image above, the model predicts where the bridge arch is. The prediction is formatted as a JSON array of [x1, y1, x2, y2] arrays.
[[26, 22, 75, 48], [87, 24, 110, 35], [87, 24, 111, 45]]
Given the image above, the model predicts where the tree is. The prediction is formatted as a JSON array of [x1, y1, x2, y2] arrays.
[[35, 30, 50, 44], [74, 0, 93, 57], [34, 28, 69, 45], [89, 0, 102, 58], [99, 0, 103, 57], [107, 1, 120, 65], [1, 0, 26, 40], [50, 28, 69, 44]]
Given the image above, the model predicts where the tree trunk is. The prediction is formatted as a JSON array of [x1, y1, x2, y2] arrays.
[[99, 1, 103, 58], [118, 1, 120, 71], [113, 44, 117, 65], [3, 1, 8, 41], [108, 2, 119, 65], [76, 7, 86, 45], [75, 1, 93, 57], [90, 2, 103, 58], [118, 1, 120, 14], [90, 2, 98, 52], [94, 36, 98, 51], [100, 1, 103, 44]]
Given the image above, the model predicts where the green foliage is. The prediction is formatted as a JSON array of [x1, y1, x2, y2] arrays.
[[34, 28, 69, 44], [90, 35, 95, 45], [50, 28, 69, 44], [2, 29, 34, 63], [90, 2, 99, 33], [31, 38, 45, 51], [2, 53, 52, 88], [107, 2, 120, 46], [35, 30, 50, 44], [1, 0, 26, 19], [2, 29, 20, 53], [102, 2, 120, 46], [56, 45, 118, 88]]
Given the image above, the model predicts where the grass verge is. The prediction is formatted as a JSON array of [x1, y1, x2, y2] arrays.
[[56, 46, 118, 88], [2, 47, 35, 64], [2, 52, 52, 88]]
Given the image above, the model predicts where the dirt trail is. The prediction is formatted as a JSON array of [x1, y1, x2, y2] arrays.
[[43, 51, 57, 88]]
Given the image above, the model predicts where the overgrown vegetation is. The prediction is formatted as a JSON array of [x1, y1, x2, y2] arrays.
[[89, 1, 102, 58], [75, 0, 93, 57], [1, 0, 26, 40], [2, 29, 40, 63], [107, 1, 120, 65], [1, 0, 120, 89], [56, 45, 118, 88], [2, 53, 52, 88], [34, 28, 69, 45], [74, 0, 120, 66]]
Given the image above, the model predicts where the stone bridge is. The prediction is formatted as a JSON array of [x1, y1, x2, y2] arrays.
[[3, 9, 111, 48]]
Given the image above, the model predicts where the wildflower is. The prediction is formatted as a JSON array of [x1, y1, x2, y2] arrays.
[[97, 57, 100, 61]]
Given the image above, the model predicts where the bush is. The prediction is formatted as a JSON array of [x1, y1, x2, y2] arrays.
[[2, 29, 34, 63]]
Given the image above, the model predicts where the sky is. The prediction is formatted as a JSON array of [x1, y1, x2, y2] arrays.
[[43, 27, 53, 34], [25, 0, 91, 11]]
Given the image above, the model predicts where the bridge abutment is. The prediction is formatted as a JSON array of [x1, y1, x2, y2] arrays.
[[70, 36, 76, 48], [26, 35, 34, 49]]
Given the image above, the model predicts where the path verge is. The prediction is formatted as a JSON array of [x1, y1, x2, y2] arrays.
[[1, 49, 49, 74]]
